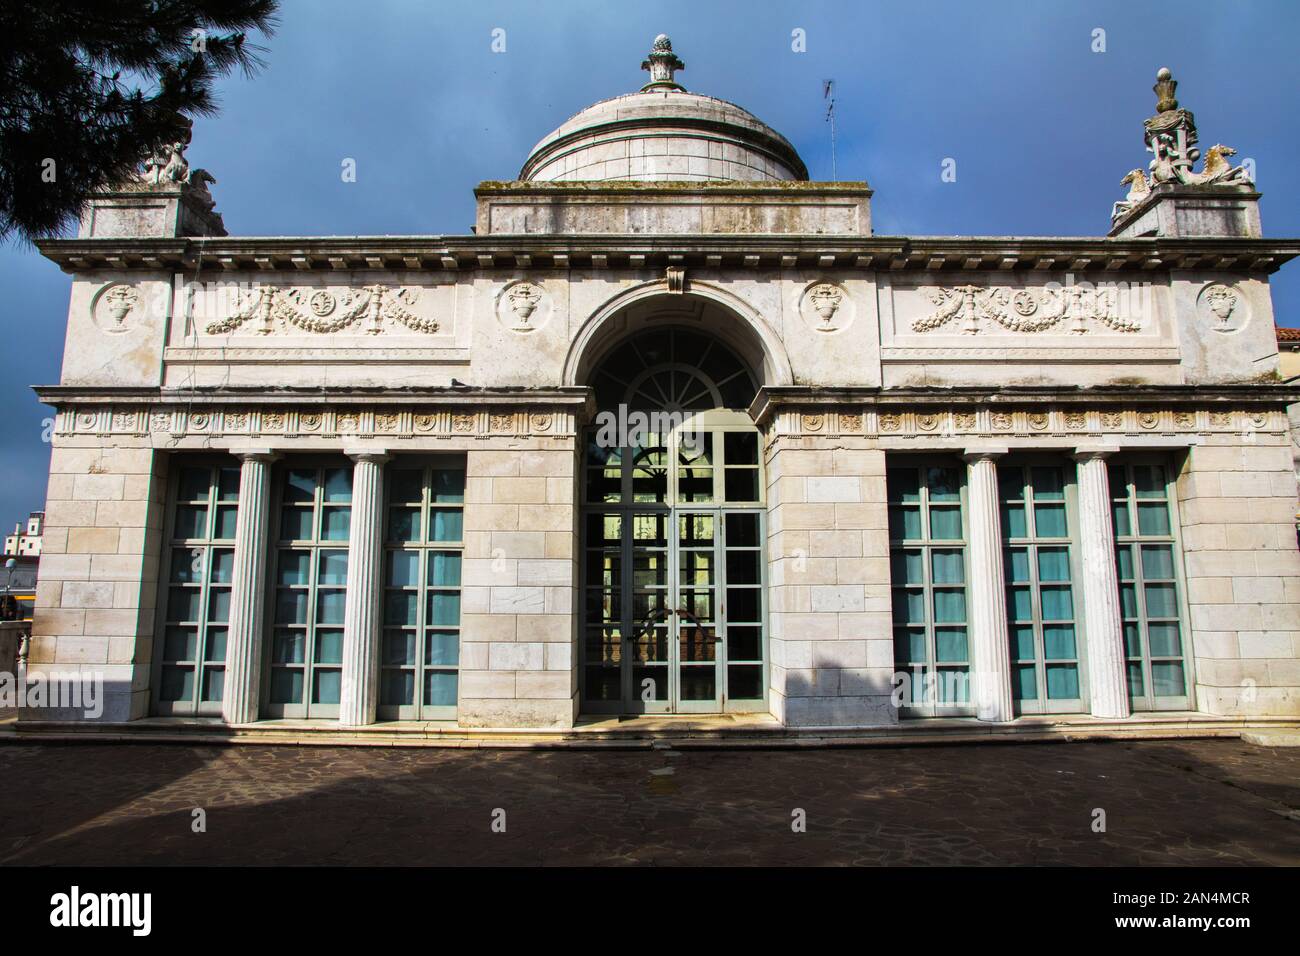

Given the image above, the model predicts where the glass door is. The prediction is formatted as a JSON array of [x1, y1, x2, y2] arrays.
[[580, 418, 766, 715]]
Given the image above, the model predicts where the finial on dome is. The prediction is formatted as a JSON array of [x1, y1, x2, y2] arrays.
[[641, 34, 685, 92]]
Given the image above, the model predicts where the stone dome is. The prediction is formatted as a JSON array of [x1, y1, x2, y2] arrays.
[[519, 35, 808, 183]]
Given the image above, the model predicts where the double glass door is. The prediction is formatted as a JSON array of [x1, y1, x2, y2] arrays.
[[582, 419, 766, 715]]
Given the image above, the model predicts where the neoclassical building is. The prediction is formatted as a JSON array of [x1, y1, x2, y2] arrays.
[[23, 38, 1300, 732]]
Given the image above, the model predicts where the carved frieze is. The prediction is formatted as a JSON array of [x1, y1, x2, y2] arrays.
[[913, 284, 1141, 335], [203, 285, 439, 335], [58, 405, 576, 440]]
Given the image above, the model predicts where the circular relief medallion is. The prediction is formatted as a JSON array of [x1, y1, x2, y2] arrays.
[[497, 280, 550, 333], [309, 290, 337, 317], [798, 281, 853, 334], [91, 282, 141, 334], [1197, 282, 1250, 334]]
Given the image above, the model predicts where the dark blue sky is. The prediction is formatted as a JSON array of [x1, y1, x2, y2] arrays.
[[1, 0, 1297, 527]]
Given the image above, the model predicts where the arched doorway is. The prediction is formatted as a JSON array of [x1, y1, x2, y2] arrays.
[[581, 326, 767, 715]]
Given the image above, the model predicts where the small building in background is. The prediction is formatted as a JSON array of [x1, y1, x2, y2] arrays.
[[3, 511, 44, 558]]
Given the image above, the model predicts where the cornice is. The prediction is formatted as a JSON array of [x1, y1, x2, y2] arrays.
[[34, 233, 1300, 274]]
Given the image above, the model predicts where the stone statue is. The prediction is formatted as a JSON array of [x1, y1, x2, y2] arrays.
[[1111, 169, 1151, 221], [1113, 68, 1254, 222]]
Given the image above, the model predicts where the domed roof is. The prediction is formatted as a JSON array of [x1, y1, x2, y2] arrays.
[[520, 35, 808, 183]]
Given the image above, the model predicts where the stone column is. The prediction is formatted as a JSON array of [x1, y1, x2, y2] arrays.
[[1073, 447, 1130, 720], [222, 450, 277, 725], [962, 449, 1014, 722], [339, 450, 389, 727]]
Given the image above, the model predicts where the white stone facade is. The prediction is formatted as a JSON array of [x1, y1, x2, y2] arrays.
[[22, 45, 1300, 730]]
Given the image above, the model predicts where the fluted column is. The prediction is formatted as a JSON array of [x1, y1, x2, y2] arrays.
[[963, 449, 1014, 722], [1074, 448, 1130, 719], [339, 449, 390, 727], [222, 450, 277, 725]]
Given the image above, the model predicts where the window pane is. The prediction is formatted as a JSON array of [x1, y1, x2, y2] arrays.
[[1031, 467, 1064, 499], [205, 627, 228, 662], [313, 669, 341, 704], [1136, 502, 1170, 535], [935, 627, 968, 663], [179, 467, 211, 501], [892, 589, 925, 624], [163, 626, 198, 662], [1126, 662, 1144, 697], [1006, 548, 1031, 582], [386, 550, 419, 588], [201, 668, 225, 702], [385, 591, 417, 627], [318, 550, 349, 585], [279, 507, 312, 541], [277, 551, 310, 586], [428, 551, 463, 587], [322, 507, 351, 541], [427, 592, 462, 627], [1134, 465, 1166, 498], [1123, 622, 1142, 656], [315, 629, 344, 664], [1040, 585, 1074, 620], [431, 509, 464, 542], [323, 468, 352, 502], [317, 590, 347, 624], [1012, 664, 1036, 699], [1043, 624, 1076, 660], [1001, 504, 1027, 539], [1045, 664, 1079, 700], [1148, 622, 1182, 658], [724, 468, 760, 502], [272, 629, 305, 664], [382, 669, 415, 706], [170, 548, 203, 584], [1119, 583, 1138, 618], [1115, 545, 1135, 581], [383, 629, 416, 666], [933, 589, 966, 623], [1037, 547, 1071, 582], [214, 505, 238, 540], [891, 550, 924, 586], [1112, 501, 1131, 535], [1140, 545, 1175, 580], [425, 671, 458, 707], [217, 467, 240, 500], [160, 665, 194, 702], [1151, 661, 1185, 697], [927, 467, 961, 502], [1144, 583, 1178, 618], [931, 549, 965, 584], [889, 505, 922, 541], [284, 470, 316, 502], [432, 468, 465, 503], [175, 505, 208, 539], [390, 469, 424, 504], [388, 508, 421, 543], [894, 627, 926, 664], [887, 469, 921, 503], [1009, 624, 1035, 660], [1034, 503, 1067, 537], [210, 548, 235, 584], [207, 588, 231, 624], [426, 630, 460, 667], [725, 513, 760, 548], [275, 590, 307, 625], [168, 587, 201, 623], [724, 432, 759, 466], [1007, 586, 1033, 621], [929, 506, 962, 540], [270, 668, 304, 704]]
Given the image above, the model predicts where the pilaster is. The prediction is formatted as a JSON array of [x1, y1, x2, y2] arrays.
[[1073, 447, 1130, 719], [222, 450, 277, 724], [962, 449, 1014, 722], [339, 450, 390, 727]]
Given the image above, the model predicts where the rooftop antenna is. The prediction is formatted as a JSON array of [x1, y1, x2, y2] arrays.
[[823, 79, 837, 180]]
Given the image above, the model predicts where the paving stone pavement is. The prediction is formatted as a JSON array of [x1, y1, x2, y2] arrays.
[[0, 738, 1296, 866]]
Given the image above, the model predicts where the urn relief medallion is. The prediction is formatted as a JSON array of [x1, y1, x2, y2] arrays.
[[798, 280, 853, 333], [498, 279, 550, 332], [1197, 282, 1249, 334], [91, 283, 141, 333]]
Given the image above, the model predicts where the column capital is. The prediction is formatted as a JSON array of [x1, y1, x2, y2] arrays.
[[1072, 445, 1121, 462], [344, 447, 392, 464], [226, 446, 280, 463], [961, 446, 1010, 464]]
